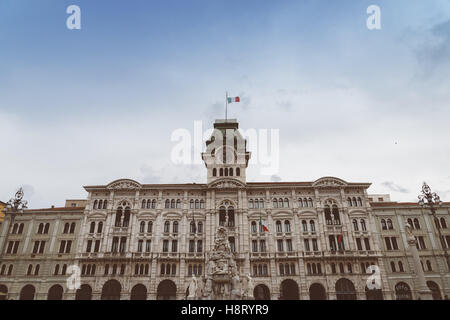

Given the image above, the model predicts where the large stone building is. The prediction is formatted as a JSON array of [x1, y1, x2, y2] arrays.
[[0, 119, 449, 300]]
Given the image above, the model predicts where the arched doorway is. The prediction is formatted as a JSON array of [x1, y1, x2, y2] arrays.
[[280, 279, 299, 300], [157, 280, 176, 300], [47, 284, 64, 300], [365, 285, 383, 300], [335, 278, 356, 300], [130, 284, 147, 300], [427, 281, 442, 300], [19, 284, 35, 300], [395, 282, 412, 300], [253, 284, 270, 300], [75, 284, 92, 300], [0, 285, 8, 300], [101, 279, 121, 300], [309, 283, 327, 300]]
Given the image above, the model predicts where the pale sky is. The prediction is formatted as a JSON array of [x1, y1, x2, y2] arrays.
[[1, 0, 450, 208]]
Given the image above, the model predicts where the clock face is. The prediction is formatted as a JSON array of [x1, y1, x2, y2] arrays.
[[215, 146, 235, 165]]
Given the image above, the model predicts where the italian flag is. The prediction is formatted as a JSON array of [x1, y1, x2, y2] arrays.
[[260, 217, 269, 232], [337, 233, 343, 244], [227, 96, 240, 103]]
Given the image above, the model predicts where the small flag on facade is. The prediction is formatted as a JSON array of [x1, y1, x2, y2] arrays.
[[337, 234, 343, 244], [260, 216, 269, 232], [227, 96, 240, 103]]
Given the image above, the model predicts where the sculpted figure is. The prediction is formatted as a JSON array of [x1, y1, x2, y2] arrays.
[[246, 273, 254, 300], [203, 277, 213, 300], [187, 275, 197, 300], [230, 270, 242, 300]]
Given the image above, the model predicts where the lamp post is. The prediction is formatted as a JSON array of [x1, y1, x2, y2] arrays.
[[0, 188, 28, 260], [418, 182, 450, 270]]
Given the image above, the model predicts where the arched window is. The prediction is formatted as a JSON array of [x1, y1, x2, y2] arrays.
[[308, 198, 313, 207], [307, 263, 312, 275], [212, 168, 217, 176], [279, 263, 284, 276], [284, 220, 291, 233], [160, 264, 165, 275], [387, 219, 393, 230], [254, 199, 259, 209], [63, 223, 70, 234], [347, 263, 352, 273], [12, 224, 18, 234], [276, 221, 282, 233], [190, 200, 194, 209], [353, 219, 359, 231], [381, 219, 387, 230], [173, 221, 178, 233], [339, 263, 344, 274], [441, 218, 447, 229], [413, 218, 420, 230], [260, 199, 264, 208], [103, 200, 107, 209], [360, 219, 366, 231], [152, 200, 156, 209], [347, 197, 352, 207], [98, 200, 103, 210], [176, 199, 181, 209], [97, 222, 103, 233], [115, 207, 122, 227], [224, 168, 228, 176], [249, 199, 254, 209], [310, 220, 315, 232], [407, 218, 413, 228], [357, 197, 363, 206], [69, 222, 75, 233], [273, 199, 278, 208], [27, 264, 33, 275], [284, 198, 289, 208], [147, 221, 153, 233], [200, 200, 205, 209], [352, 197, 357, 207], [279, 198, 284, 208], [197, 222, 203, 233], [170, 199, 175, 209], [93, 200, 98, 209], [34, 264, 40, 275], [298, 199, 303, 207], [190, 221, 196, 233], [426, 260, 432, 271], [332, 205, 340, 224], [165, 200, 170, 208], [229, 168, 233, 176], [89, 222, 95, 234], [302, 220, 308, 232], [18, 223, 24, 234], [37, 223, 43, 234], [164, 221, 170, 233], [398, 261, 404, 272], [324, 205, 332, 225], [391, 261, 396, 272], [195, 200, 199, 209], [331, 263, 336, 274], [54, 264, 60, 275], [251, 221, 257, 233], [236, 168, 240, 176], [140, 221, 145, 233], [219, 168, 223, 176]]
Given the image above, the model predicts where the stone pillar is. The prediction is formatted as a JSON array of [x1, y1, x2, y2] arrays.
[[406, 223, 433, 300]]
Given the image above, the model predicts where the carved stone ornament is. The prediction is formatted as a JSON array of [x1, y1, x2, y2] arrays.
[[313, 177, 347, 188], [107, 179, 142, 190]]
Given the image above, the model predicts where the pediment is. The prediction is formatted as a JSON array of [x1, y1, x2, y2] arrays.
[[162, 211, 182, 219], [137, 212, 157, 219], [87, 212, 107, 219], [272, 211, 293, 218], [208, 178, 246, 189], [107, 179, 142, 190], [313, 177, 347, 188]]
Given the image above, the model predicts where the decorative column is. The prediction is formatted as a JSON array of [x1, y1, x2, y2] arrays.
[[405, 222, 432, 300]]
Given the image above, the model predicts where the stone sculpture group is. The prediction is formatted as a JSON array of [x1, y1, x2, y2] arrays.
[[187, 226, 254, 300]]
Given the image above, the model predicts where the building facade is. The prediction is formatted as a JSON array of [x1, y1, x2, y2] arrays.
[[0, 119, 449, 300]]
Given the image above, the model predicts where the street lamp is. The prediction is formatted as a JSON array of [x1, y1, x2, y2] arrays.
[[1, 188, 28, 259], [417, 182, 450, 269]]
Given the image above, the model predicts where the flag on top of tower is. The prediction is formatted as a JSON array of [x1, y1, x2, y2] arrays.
[[227, 96, 240, 103]]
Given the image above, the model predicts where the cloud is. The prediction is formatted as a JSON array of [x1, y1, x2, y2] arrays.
[[270, 175, 282, 182], [381, 181, 409, 194]]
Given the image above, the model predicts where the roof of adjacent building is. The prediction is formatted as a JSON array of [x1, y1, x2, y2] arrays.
[[370, 201, 450, 208]]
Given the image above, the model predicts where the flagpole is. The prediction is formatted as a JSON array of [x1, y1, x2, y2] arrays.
[[225, 91, 228, 122]]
